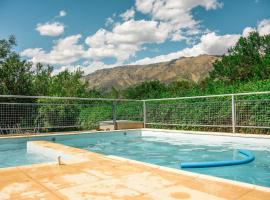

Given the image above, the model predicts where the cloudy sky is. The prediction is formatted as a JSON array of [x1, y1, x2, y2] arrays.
[[0, 0, 270, 74]]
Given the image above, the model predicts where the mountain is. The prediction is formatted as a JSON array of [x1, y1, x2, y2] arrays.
[[84, 55, 220, 91]]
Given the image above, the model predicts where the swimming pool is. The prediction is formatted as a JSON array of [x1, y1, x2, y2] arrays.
[[0, 130, 270, 187]]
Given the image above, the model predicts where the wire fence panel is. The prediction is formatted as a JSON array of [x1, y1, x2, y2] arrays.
[[145, 93, 270, 133], [234, 93, 270, 133], [0, 97, 141, 134], [116, 101, 144, 122], [146, 98, 232, 128], [236, 99, 270, 128], [0, 103, 80, 130]]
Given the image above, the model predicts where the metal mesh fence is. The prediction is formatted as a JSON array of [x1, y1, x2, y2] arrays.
[[144, 92, 270, 133], [1, 92, 270, 134], [146, 98, 232, 128], [0, 96, 142, 134], [116, 101, 144, 121], [236, 99, 270, 129]]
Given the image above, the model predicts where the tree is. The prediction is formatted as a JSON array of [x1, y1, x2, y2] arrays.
[[210, 32, 270, 82], [0, 35, 16, 62], [123, 80, 167, 99], [168, 80, 194, 96], [0, 53, 34, 95], [110, 86, 121, 99], [36, 69, 88, 131], [49, 69, 87, 97], [0, 36, 35, 95], [33, 63, 53, 96]]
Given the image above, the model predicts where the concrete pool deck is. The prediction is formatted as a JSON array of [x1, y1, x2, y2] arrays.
[[0, 140, 269, 200]]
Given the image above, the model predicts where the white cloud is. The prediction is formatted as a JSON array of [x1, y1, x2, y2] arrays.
[[257, 19, 270, 36], [53, 61, 116, 75], [242, 19, 270, 37], [59, 10, 67, 17], [85, 29, 107, 48], [52, 65, 80, 75], [85, 20, 169, 63], [81, 61, 118, 74], [120, 8, 135, 21], [105, 17, 114, 27], [132, 32, 240, 65], [109, 20, 168, 44], [132, 18, 270, 65], [35, 10, 66, 36], [242, 27, 256, 37], [83, 61, 116, 73], [81, 0, 223, 64], [21, 35, 84, 65], [135, 0, 223, 15], [20, 48, 44, 58], [135, 0, 223, 41], [36, 22, 64, 36], [29, 0, 224, 70], [53, 31, 240, 73]]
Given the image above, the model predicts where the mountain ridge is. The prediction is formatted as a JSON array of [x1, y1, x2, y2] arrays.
[[84, 54, 220, 91]]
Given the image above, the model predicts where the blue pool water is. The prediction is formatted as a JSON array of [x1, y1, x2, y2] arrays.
[[0, 137, 53, 168], [0, 130, 269, 188]]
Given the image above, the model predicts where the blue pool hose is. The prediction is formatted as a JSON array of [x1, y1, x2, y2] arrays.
[[180, 149, 255, 168]]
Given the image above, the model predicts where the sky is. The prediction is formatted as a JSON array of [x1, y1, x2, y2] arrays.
[[0, 0, 270, 74]]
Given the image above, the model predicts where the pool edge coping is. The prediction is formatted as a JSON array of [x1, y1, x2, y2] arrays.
[[31, 140, 270, 193], [0, 128, 270, 139], [107, 154, 270, 193]]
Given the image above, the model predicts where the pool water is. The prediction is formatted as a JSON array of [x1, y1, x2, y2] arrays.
[[0, 130, 269, 188], [57, 131, 270, 187], [0, 138, 53, 168]]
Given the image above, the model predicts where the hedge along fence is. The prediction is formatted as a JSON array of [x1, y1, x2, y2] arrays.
[[1, 92, 270, 134]]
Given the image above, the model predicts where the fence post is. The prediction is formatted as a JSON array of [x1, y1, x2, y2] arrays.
[[231, 94, 236, 133], [143, 101, 146, 128], [112, 101, 117, 130]]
